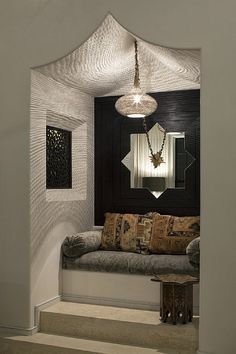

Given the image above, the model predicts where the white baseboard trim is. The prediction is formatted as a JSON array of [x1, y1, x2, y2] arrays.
[[0, 324, 38, 336], [62, 293, 159, 311], [34, 294, 62, 329], [0, 295, 62, 336]]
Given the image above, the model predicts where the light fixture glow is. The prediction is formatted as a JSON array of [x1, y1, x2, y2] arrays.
[[133, 94, 142, 104], [115, 40, 158, 118], [128, 113, 145, 118]]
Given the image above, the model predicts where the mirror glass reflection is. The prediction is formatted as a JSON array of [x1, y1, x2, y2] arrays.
[[121, 123, 195, 198]]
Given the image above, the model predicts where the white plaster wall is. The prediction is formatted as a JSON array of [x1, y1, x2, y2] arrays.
[[0, 2, 236, 353], [30, 71, 94, 324]]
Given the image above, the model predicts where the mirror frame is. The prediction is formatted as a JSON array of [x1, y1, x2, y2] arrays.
[[125, 130, 194, 196], [95, 89, 200, 225]]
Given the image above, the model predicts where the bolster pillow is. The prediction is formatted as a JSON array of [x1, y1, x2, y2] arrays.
[[62, 230, 102, 257], [186, 236, 200, 267]]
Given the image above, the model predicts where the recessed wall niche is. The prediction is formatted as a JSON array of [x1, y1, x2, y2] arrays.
[[46, 126, 72, 189], [46, 110, 87, 202]]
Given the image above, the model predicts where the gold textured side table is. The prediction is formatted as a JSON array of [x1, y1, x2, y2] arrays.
[[151, 274, 199, 325]]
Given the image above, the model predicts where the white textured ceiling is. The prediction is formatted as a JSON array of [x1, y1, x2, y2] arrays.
[[37, 15, 200, 97]]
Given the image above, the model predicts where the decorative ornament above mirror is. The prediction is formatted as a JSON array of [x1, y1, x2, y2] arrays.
[[142, 118, 167, 168], [115, 39, 158, 118]]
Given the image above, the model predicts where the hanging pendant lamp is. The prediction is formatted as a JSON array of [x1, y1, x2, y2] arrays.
[[115, 39, 158, 118]]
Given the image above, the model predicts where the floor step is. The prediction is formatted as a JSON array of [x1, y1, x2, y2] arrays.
[[0, 332, 195, 354], [40, 302, 198, 351]]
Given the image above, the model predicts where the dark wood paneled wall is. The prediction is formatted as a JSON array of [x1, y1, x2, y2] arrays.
[[95, 90, 200, 225]]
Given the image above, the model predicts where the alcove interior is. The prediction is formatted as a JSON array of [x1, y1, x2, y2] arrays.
[[30, 13, 200, 331]]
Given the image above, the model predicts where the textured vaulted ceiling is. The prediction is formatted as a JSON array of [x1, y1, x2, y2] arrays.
[[37, 15, 200, 97]]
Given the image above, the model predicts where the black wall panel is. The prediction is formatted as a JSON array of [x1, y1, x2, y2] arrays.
[[95, 90, 200, 225]]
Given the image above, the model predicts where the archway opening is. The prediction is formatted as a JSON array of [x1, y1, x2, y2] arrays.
[[30, 14, 200, 347]]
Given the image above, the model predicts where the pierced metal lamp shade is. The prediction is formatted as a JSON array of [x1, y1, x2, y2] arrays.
[[115, 87, 158, 118]]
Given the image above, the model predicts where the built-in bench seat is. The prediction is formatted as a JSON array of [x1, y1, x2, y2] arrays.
[[61, 231, 200, 311], [62, 229, 200, 277]]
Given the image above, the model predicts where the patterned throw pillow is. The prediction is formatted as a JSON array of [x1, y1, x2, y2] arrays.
[[120, 214, 153, 254], [149, 214, 200, 254], [101, 213, 123, 250], [101, 213, 154, 254]]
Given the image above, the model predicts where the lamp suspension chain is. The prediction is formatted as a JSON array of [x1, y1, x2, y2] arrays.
[[134, 39, 140, 88], [142, 118, 167, 159], [159, 129, 167, 156], [142, 117, 155, 158]]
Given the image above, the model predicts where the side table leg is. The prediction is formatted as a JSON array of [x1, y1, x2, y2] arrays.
[[186, 284, 193, 323], [160, 283, 163, 318], [172, 285, 177, 325], [188, 309, 192, 322]]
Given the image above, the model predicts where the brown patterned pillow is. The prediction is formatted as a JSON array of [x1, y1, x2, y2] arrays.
[[121, 214, 153, 254], [136, 215, 154, 254], [101, 213, 123, 250], [101, 213, 154, 254], [149, 214, 200, 254]]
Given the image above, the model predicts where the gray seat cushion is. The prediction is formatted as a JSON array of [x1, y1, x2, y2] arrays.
[[63, 250, 198, 276]]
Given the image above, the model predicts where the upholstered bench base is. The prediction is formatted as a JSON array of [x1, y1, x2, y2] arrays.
[[61, 269, 200, 314]]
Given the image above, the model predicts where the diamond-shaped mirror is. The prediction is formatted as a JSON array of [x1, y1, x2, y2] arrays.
[[121, 123, 195, 199]]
